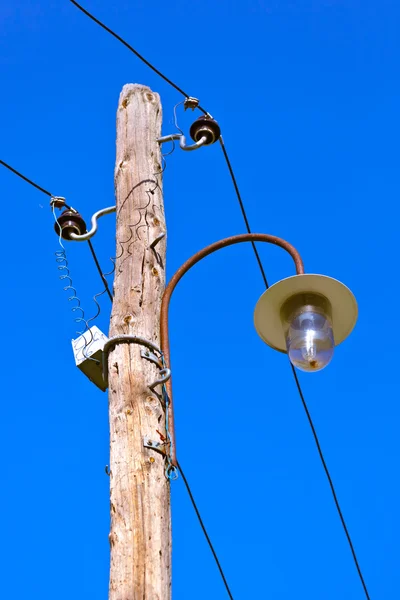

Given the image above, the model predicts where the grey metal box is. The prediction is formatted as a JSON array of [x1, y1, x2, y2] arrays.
[[71, 326, 108, 392]]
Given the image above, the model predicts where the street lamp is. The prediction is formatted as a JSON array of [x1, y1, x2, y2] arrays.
[[254, 274, 358, 372], [160, 233, 358, 466]]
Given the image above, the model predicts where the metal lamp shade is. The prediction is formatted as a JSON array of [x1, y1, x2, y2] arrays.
[[254, 274, 358, 352]]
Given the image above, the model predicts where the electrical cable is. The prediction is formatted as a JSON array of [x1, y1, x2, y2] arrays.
[[66, 5, 371, 597], [0, 158, 52, 196], [69, 0, 207, 115], [53, 205, 98, 361], [291, 365, 371, 599], [53, 205, 88, 334], [0, 158, 112, 305], [88, 239, 113, 302], [3, 10, 371, 593], [220, 143, 371, 598], [218, 137, 269, 288], [221, 143, 371, 598], [177, 461, 235, 600]]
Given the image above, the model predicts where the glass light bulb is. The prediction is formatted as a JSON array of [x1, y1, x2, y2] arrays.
[[285, 308, 334, 372]]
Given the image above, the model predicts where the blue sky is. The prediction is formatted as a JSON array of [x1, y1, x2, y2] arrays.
[[0, 1, 399, 598]]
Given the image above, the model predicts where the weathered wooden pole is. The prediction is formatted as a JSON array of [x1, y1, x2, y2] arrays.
[[108, 83, 171, 599]]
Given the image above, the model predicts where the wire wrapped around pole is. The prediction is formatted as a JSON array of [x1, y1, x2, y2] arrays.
[[160, 233, 305, 467]]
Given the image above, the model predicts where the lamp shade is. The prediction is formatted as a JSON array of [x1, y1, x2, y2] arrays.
[[254, 274, 358, 352]]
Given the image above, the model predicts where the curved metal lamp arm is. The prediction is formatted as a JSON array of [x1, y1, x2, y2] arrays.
[[160, 233, 305, 466]]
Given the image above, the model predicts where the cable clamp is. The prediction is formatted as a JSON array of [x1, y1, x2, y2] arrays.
[[143, 436, 178, 480], [50, 196, 67, 209], [143, 436, 168, 456], [184, 97, 200, 111]]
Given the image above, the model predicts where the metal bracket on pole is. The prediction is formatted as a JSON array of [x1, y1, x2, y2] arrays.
[[143, 436, 168, 456], [150, 232, 166, 250], [141, 348, 163, 369], [149, 232, 166, 266], [157, 133, 208, 152], [102, 335, 165, 388], [148, 368, 171, 393], [69, 205, 116, 241]]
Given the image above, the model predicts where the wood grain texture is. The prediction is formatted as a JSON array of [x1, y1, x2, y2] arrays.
[[109, 84, 170, 600]]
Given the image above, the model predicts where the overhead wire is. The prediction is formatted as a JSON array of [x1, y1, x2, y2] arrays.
[[88, 239, 113, 302], [0, 27, 234, 594], [0, 158, 112, 305], [0, 158, 52, 196], [67, 4, 372, 597], [105, 138, 234, 594], [0, 150, 233, 593], [69, 0, 207, 115], [177, 461, 234, 600], [291, 366, 371, 599], [218, 138, 269, 288], [10, 6, 372, 597]]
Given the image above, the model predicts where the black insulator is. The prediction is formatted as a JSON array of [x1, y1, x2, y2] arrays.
[[189, 116, 221, 145], [54, 209, 87, 240]]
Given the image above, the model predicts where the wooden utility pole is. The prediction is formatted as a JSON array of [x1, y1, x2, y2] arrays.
[[108, 84, 171, 599]]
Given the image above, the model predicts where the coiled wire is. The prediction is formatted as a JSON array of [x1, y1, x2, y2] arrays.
[[106, 119, 175, 275], [76, 106, 176, 361], [53, 206, 97, 362]]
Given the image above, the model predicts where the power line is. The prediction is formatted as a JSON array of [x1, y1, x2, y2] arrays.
[[5, 7, 372, 594], [66, 4, 371, 597], [291, 366, 371, 599], [69, 0, 206, 116], [177, 461, 235, 600], [0, 159, 52, 196], [85, 241, 233, 594], [220, 135, 371, 599], [221, 140, 371, 600], [0, 158, 112, 306], [88, 239, 113, 302], [1, 149, 232, 596], [218, 137, 269, 288]]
